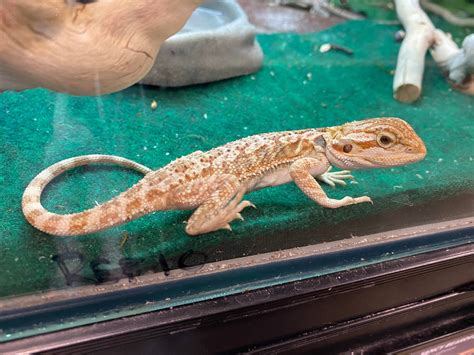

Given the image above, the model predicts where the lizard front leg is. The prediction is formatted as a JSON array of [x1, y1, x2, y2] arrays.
[[290, 157, 372, 208], [183, 174, 254, 236]]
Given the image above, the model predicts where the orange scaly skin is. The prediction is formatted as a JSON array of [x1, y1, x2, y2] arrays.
[[22, 117, 426, 236]]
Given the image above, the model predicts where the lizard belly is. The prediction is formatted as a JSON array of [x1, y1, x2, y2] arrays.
[[247, 167, 292, 192]]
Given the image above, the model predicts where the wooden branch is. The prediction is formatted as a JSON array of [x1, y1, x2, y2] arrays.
[[393, 0, 436, 103], [0, 0, 204, 95], [420, 0, 474, 27], [393, 0, 473, 103], [436, 33, 474, 94]]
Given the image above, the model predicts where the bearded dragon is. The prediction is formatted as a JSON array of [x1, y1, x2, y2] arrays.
[[22, 117, 426, 236]]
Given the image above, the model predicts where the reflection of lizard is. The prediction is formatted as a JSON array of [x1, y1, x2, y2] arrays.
[[22, 118, 426, 237]]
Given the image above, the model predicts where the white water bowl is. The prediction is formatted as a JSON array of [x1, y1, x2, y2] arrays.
[[140, 0, 263, 87]]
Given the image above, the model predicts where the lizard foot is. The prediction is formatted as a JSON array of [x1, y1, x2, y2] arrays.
[[326, 195, 373, 208], [215, 200, 255, 233], [345, 195, 372, 205], [318, 167, 354, 187], [185, 199, 255, 235]]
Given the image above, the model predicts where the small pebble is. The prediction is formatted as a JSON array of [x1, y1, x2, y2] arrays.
[[319, 43, 353, 55], [319, 43, 332, 53]]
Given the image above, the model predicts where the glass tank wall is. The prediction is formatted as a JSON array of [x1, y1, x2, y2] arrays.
[[0, 0, 473, 343]]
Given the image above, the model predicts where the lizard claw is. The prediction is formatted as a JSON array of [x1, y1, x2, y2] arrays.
[[238, 200, 256, 209], [221, 224, 233, 232]]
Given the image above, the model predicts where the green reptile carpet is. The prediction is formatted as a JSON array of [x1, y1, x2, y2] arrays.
[[0, 20, 473, 300]]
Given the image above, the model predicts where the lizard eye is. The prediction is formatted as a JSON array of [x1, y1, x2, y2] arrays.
[[377, 132, 396, 148], [343, 144, 353, 153], [66, 0, 97, 5]]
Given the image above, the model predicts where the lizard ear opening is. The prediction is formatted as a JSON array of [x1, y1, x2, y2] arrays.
[[314, 135, 327, 149]]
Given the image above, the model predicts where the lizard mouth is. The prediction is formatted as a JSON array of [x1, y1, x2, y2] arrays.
[[368, 150, 427, 167], [326, 140, 427, 169]]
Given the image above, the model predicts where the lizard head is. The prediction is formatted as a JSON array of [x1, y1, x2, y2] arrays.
[[325, 117, 426, 169]]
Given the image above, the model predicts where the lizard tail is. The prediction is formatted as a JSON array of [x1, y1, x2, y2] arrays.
[[22, 154, 158, 236]]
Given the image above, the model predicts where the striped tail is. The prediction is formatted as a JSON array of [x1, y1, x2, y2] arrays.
[[22, 155, 160, 236]]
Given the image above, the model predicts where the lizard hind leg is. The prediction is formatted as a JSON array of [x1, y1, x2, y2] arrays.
[[184, 174, 255, 236]]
